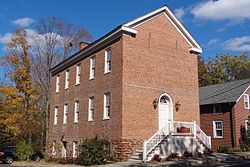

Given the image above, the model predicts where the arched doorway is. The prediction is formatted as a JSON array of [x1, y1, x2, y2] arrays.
[[158, 93, 173, 131]]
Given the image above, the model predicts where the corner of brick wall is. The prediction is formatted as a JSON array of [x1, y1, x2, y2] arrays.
[[111, 139, 143, 161]]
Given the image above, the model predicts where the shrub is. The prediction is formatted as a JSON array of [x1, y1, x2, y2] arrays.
[[77, 136, 111, 166], [167, 153, 179, 160], [217, 146, 230, 153], [15, 142, 33, 161], [240, 144, 249, 152], [182, 151, 192, 158], [151, 154, 161, 162]]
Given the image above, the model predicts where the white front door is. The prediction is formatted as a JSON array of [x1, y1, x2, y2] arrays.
[[158, 94, 172, 130]]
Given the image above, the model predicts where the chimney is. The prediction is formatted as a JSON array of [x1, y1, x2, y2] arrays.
[[79, 41, 90, 50]]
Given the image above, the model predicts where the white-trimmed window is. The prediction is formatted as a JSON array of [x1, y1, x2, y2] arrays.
[[65, 69, 69, 89], [213, 121, 223, 138], [61, 141, 67, 158], [90, 57, 96, 80], [213, 104, 221, 114], [72, 142, 77, 158], [244, 94, 250, 109], [54, 106, 58, 125], [52, 141, 56, 155], [88, 97, 94, 121], [76, 64, 81, 85], [103, 92, 110, 119], [63, 104, 68, 124], [74, 101, 80, 123], [56, 75, 60, 93], [105, 48, 111, 73]]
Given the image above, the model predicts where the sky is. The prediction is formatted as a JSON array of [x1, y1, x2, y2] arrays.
[[0, 0, 250, 77]]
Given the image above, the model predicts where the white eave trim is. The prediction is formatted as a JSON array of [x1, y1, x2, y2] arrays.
[[124, 6, 202, 54], [121, 26, 137, 34], [189, 47, 202, 54], [236, 84, 250, 102]]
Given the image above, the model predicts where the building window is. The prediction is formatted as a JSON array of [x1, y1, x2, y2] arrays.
[[52, 141, 56, 155], [90, 57, 96, 80], [244, 94, 250, 109], [213, 104, 221, 114], [74, 101, 80, 123], [213, 121, 223, 138], [56, 75, 60, 93], [65, 69, 69, 89], [72, 142, 77, 158], [76, 64, 81, 85], [105, 48, 111, 73], [54, 107, 58, 125], [88, 97, 94, 121], [63, 104, 68, 124], [61, 141, 67, 158], [103, 92, 110, 119]]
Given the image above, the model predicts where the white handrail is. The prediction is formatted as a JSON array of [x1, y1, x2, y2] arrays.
[[195, 124, 211, 149], [143, 123, 168, 162]]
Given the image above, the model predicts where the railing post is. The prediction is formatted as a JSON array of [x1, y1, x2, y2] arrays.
[[208, 136, 212, 149], [143, 140, 147, 163], [193, 121, 197, 137]]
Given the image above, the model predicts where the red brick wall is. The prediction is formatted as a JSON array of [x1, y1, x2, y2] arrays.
[[200, 103, 233, 151], [121, 13, 200, 140], [233, 87, 250, 147], [49, 39, 124, 157]]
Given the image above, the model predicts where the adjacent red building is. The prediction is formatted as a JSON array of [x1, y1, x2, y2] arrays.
[[200, 79, 250, 151]]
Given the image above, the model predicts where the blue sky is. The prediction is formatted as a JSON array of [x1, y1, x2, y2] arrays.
[[0, 0, 250, 67]]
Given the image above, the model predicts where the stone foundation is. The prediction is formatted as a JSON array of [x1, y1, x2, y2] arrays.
[[111, 139, 143, 161]]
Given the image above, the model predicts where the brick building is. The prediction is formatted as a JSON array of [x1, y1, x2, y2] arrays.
[[48, 6, 210, 161], [200, 79, 250, 151]]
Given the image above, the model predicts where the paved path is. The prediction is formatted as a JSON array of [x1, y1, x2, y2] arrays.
[[1, 152, 250, 167]]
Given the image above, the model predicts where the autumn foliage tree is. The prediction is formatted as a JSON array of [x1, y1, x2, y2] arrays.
[[198, 53, 250, 87], [0, 29, 42, 146]]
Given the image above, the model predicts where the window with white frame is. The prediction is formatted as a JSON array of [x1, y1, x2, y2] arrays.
[[61, 141, 67, 158], [90, 57, 96, 79], [54, 106, 58, 125], [74, 101, 80, 123], [213, 121, 223, 138], [52, 141, 56, 155], [56, 75, 60, 93], [244, 94, 250, 109], [105, 48, 111, 73], [72, 142, 77, 158], [213, 104, 221, 114], [65, 70, 69, 89], [76, 64, 81, 85], [103, 92, 110, 119], [88, 97, 94, 121], [63, 104, 68, 124]]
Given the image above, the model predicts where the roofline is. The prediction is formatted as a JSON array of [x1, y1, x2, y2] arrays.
[[236, 84, 250, 102], [124, 5, 202, 54], [51, 25, 137, 75]]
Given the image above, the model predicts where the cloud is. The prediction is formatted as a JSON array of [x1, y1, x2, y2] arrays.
[[11, 17, 35, 27], [207, 39, 220, 46], [174, 7, 185, 21], [191, 0, 250, 22], [0, 33, 12, 45], [224, 36, 250, 51]]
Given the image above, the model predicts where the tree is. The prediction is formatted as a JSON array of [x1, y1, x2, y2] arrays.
[[30, 17, 92, 144], [0, 29, 41, 145], [198, 53, 250, 86], [198, 55, 212, 86]]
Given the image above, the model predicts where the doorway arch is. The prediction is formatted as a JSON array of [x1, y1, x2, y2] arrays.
[[158, 93, 173, 130]]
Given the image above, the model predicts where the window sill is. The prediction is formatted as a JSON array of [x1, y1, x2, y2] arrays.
[[214, 136, 223, 139], [54, 124, 57, 126], [73, 121, 78, 124], [88, 119, 94, 122], [103, 117, 110, 120], [89, 77, 95, 81], [75, 83, 80, 86], [104, 71, 111, 75], [65, 88, 68, 90]]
